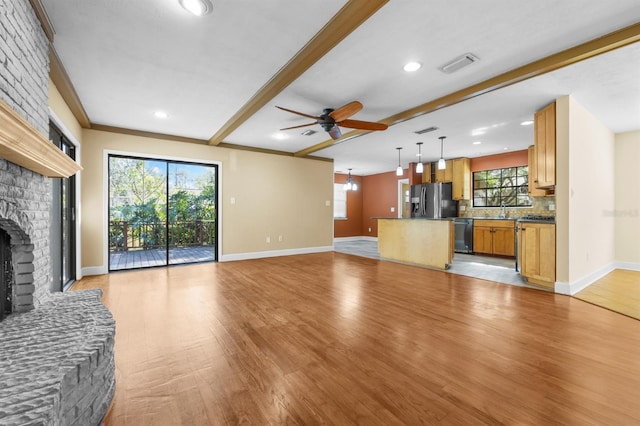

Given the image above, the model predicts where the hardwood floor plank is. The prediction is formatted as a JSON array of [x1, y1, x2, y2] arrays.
[[73, 253, 640, 425]]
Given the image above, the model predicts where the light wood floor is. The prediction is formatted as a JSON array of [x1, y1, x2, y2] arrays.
[[574, 269, 640, 320], [72, 253, 640, 425]]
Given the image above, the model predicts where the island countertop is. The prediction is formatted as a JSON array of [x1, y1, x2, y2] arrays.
[[377, 218, 454, 270]]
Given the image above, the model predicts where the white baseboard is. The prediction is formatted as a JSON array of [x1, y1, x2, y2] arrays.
[[334, 236, 378, 242], [220, 246, 334, 262], [614, 261, 640, 272], [82, 266, 108, 276], [555, 261, 628, 295]]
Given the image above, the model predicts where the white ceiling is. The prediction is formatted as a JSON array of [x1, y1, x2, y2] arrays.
[[42, 0, 640, 175]]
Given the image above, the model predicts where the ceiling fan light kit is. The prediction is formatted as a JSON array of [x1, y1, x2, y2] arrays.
[[276, 101, 388, 140], [396, 147, 403, 176]]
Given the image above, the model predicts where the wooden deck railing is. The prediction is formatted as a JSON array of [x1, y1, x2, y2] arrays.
[[109, 220, 215, 251]]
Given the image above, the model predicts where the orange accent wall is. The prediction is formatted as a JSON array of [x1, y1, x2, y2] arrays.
[[361, 170, 407, 237], [470, 150, 528, 171], [334, 173, 363, 238]]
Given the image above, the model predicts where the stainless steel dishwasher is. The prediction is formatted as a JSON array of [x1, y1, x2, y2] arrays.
[[453, 218, 474, 254]]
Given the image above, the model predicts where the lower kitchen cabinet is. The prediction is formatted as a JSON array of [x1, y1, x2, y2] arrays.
[[518, 222, 555, 288], [473, 219, 515, 257]]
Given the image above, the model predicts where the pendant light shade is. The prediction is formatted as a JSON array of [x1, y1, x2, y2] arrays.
[[343, 168, 357, 191], [438, 136, 447, 170], [415, 142, 424, 173], [396, 147, 403, 176]]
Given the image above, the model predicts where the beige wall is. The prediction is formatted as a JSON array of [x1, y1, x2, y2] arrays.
[[48, 80, 83, 143], [556, 96, 616, 286], [80, 129, 334, 271], [615, 131, 640, 264]]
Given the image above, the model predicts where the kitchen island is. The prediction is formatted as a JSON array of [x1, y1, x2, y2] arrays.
[[377, 218, 454, 270]]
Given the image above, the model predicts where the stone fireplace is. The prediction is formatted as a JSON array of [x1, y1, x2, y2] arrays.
[[0, 1, 115, 425]]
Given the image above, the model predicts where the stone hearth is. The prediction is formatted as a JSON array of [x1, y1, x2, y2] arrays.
[[0, 290, 115, 425]]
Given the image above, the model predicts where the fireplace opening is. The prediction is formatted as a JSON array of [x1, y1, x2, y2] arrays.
[[0, 228, 13, 321]]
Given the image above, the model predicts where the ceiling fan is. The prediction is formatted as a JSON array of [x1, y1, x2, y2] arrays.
[[276, 101, 388, 140]]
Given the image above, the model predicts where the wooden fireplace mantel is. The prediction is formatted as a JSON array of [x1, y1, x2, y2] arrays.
[[0, 98, 82, 178]]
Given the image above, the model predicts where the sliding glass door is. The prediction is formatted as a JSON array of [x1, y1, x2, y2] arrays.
[[108, 155, 217, 271]]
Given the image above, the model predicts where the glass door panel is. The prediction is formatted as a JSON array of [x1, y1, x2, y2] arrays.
[[109, 157, 168, 270], [167, 162, 217, 265]]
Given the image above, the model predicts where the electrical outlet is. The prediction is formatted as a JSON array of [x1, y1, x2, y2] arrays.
[[390, 207, 395, 213], [266, 236, 270, 243], [278, 235, 283, 242], [230, 197, 236, 205], [549, 203, 556, 211], [325, 200, 331, 206], [368, 227, 372, 232]]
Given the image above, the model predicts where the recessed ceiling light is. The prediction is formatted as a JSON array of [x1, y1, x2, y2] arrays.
[[473, 141, 481, 145], [403, 61, 422, 72], [520, 120, 534, 126], [272, 132, 289, 140], [504, 147, 509, 150], [154, 111, 168, 119], [179, 0, 213, 16], [471, 128, 486, 136]]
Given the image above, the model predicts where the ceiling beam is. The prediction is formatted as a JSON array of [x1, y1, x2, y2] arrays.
[[207, 0, 389, 146], [295, 20, 640, 157]]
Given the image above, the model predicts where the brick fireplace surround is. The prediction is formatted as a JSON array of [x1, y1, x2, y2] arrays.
[[0, 1, 115, 425]]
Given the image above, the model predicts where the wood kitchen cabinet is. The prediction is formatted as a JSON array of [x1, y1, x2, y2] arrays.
[[434, 160, 453, 183], [518, 222, 555, 288], [473, 219, 515, 257], [451, 157, 470, 200], [534, 102, 556, 188], [528, 146, 553, 197], [421, 162, 432, 183]]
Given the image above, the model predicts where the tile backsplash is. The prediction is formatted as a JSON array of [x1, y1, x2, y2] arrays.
[[458, 196, 555, 219]]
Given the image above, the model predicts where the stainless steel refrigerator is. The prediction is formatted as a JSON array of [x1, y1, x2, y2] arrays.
[[410, 182, 458, 219]]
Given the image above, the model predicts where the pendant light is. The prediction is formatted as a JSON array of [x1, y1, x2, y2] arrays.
[[396, 147, 403, 176], [343, 169, 358, 191], [415, 142, 424, 174], [438, 136, 447, 170]]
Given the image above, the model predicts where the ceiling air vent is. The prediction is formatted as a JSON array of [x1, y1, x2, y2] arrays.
[[301, 129, 317, 136], [414, 126, 439, 135], [440, 53, 479, 74]]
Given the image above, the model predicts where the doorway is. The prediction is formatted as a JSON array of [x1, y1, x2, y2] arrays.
[[108, 155, 218, 271]]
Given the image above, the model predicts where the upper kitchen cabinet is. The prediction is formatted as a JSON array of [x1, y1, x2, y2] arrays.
[[434, 160, 453, 183], [527, 146, 553, 197], [533, 102, 556, 188], [451, 158, 470, 200], [421, 162, 432, 184]]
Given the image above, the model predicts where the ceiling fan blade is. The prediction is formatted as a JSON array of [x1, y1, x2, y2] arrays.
[[329, 101, 363, 122], [279, 122, 317, 131], [275, 105, 321, 120], [328, 125, 342, 140], [338, 119, 388, 131]]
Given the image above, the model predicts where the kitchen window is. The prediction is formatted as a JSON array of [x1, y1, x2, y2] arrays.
[[473, 166, 532, 207]]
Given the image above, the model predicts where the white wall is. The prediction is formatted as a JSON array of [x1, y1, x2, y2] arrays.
[[556, 96, 616, 293], [615, 131, 640, 266]]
